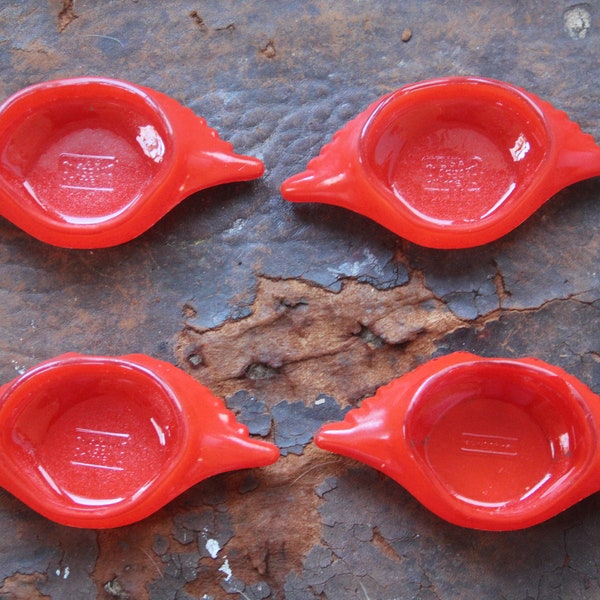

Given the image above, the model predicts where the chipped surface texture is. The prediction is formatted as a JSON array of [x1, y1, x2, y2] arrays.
[[0, 1, 599, 599], [175, 276, 462, 404]]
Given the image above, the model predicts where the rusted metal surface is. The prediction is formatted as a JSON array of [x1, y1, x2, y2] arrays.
[[0, 1, 599, 598]]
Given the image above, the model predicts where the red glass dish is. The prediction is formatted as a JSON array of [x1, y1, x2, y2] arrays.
[[0, 354, 279, 528], [0, 77, 264, 248], [281, 77, 600, 248], [314, 352, 600, 530]]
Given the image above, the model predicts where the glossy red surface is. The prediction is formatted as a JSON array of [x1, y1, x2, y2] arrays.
[[281, 77, 600, 248], [0, 77, 264, 248], [314, 353, 600, 530], [0, 354, 279, 528]]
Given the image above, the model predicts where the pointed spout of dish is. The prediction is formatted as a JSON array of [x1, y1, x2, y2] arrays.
[[314, 401, 397, 472], [194, 423, 279, 481], [281, 169, 352, 206], [153, 92, 265, 196], [182, 149, 265, 196], [281, 108, 372, 213]]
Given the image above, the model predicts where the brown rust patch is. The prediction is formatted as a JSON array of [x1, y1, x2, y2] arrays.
[[260, 39, 277, 58], [93, 519, 173, 600], [0, 573, 49, 599], [188, 10, 208, 32], [181, 446, 349, 597], [57, 0, 78, 33], [175, 275, 464, 405]]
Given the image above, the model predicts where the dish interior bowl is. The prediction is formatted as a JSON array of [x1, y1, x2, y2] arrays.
[[406, 361, 591, 509], [2, 361, 183, 508], [362, 80, 549, 226], [0, 82, 171, 224]]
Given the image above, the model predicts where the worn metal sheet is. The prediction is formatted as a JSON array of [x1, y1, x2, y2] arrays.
[[0, 1, 599, 598]]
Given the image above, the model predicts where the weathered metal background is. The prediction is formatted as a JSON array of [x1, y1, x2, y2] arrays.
[[0, 1, 599, 598]]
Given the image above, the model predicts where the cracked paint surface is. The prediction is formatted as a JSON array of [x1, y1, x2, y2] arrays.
[[0, 1, 599, 599], [286, 468, 600, 599]]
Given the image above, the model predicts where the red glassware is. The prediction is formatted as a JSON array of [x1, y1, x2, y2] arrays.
[[0, 77, 264, 248], [314, 352, 600, 530], [281, 77, 600, 248], [0, 354, 279, 528]]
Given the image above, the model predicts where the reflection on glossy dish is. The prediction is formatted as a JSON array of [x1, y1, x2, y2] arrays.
[[281, 76, 600, 248], [0, 354, 279, 528], [136, 124, 165, 163], [314, 353, 600, 530], [0, 77, 264, 247], [510, 132, 531, 162]]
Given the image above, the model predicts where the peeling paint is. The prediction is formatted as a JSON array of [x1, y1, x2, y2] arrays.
[[271, 395, 350, 455], [219, 558, 233, 581], [205, 538, 221, 559], [176, 276, 462, 405]]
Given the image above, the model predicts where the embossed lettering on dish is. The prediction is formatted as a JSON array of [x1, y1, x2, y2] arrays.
[[59, 153, 116, 192], [422, 155, 482, 192], [460, 432, 519, 457], [71, 426, 129, 471]]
